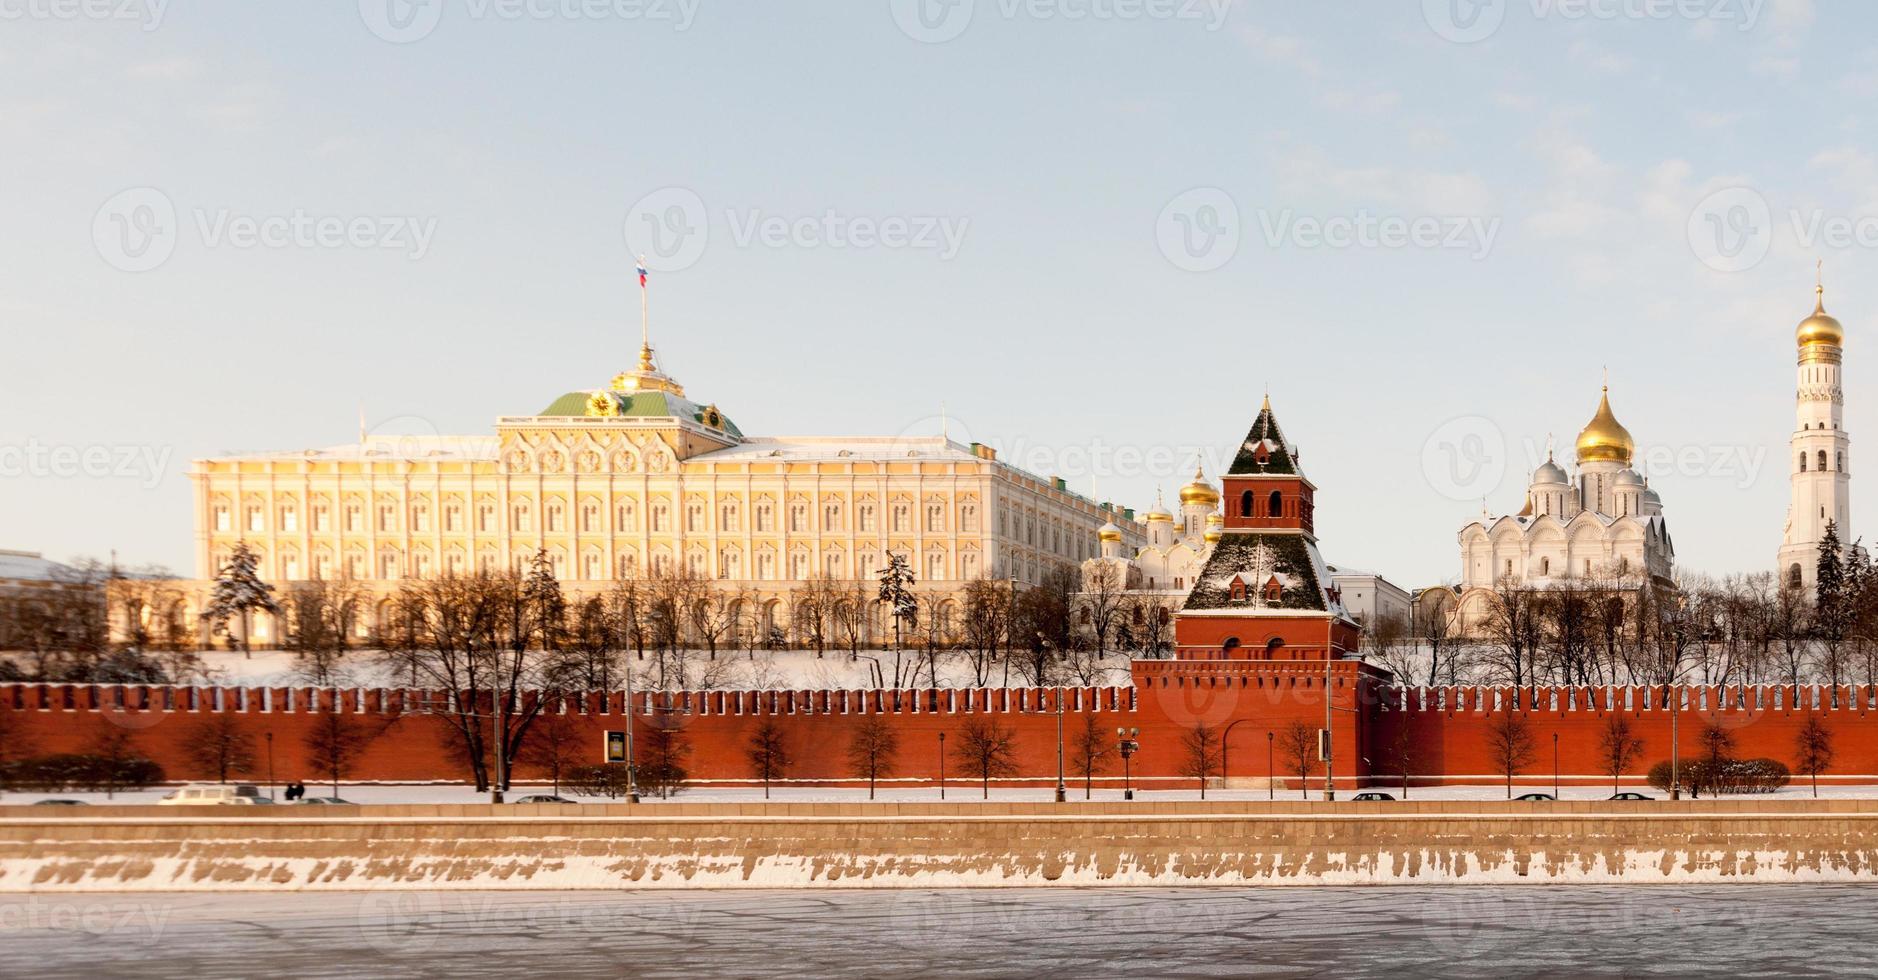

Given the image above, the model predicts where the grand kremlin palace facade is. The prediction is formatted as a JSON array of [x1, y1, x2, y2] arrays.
[[182, 343, 1147, 646]]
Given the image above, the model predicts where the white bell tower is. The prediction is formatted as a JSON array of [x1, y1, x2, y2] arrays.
[[1780, 268, 1852, 592]]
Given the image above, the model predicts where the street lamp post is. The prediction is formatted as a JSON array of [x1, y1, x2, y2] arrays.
[[625, 663, 640, 804], [1552, 731, 1559, 799], [265, 732, 275, 802], [1267, 731, 1275, 801], [1054, 690, 1067, 804], [1669, 683, 1680, 801], [1324, 651, 1335, 801], [938, 731, 947, 801], [1117, 728, 1139, 801]]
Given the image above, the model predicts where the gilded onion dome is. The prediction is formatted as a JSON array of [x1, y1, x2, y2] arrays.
[[1179, 464, 1220, 506], [1797, 284, 1845, 350], [1576, 386, 1635, 466], [1098, 522, 1124, 542]]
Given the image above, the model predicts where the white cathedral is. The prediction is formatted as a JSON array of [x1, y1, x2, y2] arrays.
[[1452, 276, 1855, 632], [1454, 385, 1678, 628]]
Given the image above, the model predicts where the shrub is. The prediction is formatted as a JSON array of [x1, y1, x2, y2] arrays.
[[2, 753, 166, 792], [564, 763, 635, 800], [1647, 757, 1790, 796]]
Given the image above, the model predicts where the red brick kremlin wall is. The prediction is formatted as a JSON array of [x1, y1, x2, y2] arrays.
[[5, 665, 1878, 790]]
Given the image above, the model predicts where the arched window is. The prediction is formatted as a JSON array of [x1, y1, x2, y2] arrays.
[[1838, 452, 1845, 472], [1801, 453, 1808, 473], [1819, 450, 1829, 473], [1268, 490, 1283, 517], [1540, 557, 1550, 575], [1240, 490, 1254, 518], [1788, 563, 1804, 590]]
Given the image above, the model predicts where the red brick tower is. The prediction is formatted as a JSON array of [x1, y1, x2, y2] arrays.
[[1173, 395, 1363, 661]]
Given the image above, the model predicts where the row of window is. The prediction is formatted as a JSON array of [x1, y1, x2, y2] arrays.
[[211, 497, 986, 537], [1799, 450, 1847, 473], [218, 545, 984, 584]]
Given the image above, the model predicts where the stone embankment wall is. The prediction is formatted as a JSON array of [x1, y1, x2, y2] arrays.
[[6, 800, 1878, 891]]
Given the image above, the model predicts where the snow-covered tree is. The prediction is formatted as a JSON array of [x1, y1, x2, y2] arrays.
[[877, 552, 918, 651], [204, 542, 281, 658]]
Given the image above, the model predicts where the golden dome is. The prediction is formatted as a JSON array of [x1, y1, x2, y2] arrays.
[[1203, 528, 1222, 544], [1143, 508, 1174, 523], [1178, 464, 1219, 506], [1797, 285, 1845, 349], [1098, 523, 1124, 542], [1575, 386, 1634, 466], [1205, 513, 1224, 526]]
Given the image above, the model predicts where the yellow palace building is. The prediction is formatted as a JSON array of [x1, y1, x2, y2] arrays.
[[184, 329, 1145, 647]]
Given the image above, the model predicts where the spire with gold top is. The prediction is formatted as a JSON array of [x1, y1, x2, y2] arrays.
[[1797, 259, 1846, 362]]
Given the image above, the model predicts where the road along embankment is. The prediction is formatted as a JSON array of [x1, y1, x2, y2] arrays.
[[5, 800, 1878, 891]]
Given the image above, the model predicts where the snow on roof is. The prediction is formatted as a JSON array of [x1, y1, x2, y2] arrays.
[[0, 550, 72, 582], [693, 436, 981, 462], [208, 435, 501, 462]]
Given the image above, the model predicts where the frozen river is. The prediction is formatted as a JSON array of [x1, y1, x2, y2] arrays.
[[4, 885, 1868, 978]]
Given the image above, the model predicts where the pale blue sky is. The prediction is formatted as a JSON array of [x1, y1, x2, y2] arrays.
[[1, 0, 1870, 586]]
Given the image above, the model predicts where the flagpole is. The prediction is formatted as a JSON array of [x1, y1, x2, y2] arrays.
[[639, 254, 650, 354]]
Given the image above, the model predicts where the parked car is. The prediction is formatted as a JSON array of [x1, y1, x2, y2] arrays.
[[31, 799, 87, 806], [157, 784, 274, 806], [510, 795, 577, 805], [1608, 792, 1655, 801], [293, 797, 355, 805], [1350, 792, 1396, 802], [1514, 793, 1557, 802]]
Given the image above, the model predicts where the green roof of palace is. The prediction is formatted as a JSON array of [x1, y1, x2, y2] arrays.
[[538, 390, 744, 438]]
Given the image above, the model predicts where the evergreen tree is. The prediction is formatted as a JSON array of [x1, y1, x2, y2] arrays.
[[1815, 522, 1852, 685], [204, 541, 281, 657], [1817, 521, 1847, 611], [877, 552, 918, 651]]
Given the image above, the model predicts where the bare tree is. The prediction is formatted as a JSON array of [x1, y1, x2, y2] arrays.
[[960, 578, 1009, 686], [915, 591, 952, 690], [845, 715, 899, 800], [1179, 722, 1221, 799], [1080, 561, 1128, 657], [1484, 710, 1537, 799], [281, 576, 365, 686], [183, 712, 257, 783], [302, 707, 373, 799], [1067, 714, 1113, 800], [952, 716, 1018, 799], [637, 710, 690, 799], [1482, 579, 1541, 686], [1597, 714, 1645, 796], [690, 590, 738, 661], [788, 576, 836, 657], [1278, 720, 1318, 800], [1794, 715, 1835, 799], [517, 710, 584, 795], [746, 718, 792, 800]]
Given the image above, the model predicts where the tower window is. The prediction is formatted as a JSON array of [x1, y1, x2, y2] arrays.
[[1800, 453, 1808, 473], [1820, 450, 1829, 473], [1268, 491, 1283, 517], [1240, 490, 1253, 518]]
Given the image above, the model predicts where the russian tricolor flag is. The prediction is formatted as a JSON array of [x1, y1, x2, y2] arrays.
[[637, 260, 648, 288]]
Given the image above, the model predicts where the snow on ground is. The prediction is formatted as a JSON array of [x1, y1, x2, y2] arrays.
[[133, 647, 1130, 692], [6, 782, 1877, 806]]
